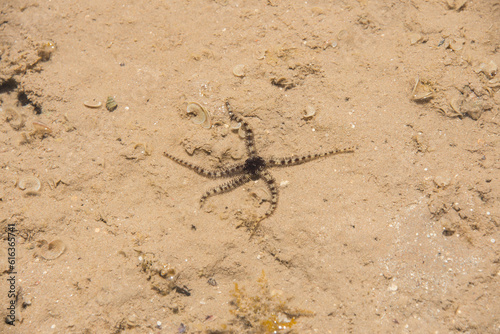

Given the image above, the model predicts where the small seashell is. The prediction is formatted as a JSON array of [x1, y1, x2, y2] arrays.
[[3, 105, 26, 130], [302, 105, 317, 120], [38, 240, 66, 260], [83, 100, 102, 108], [18, 176, 41, 195], [232, 64, 246, 77], [230, 122, 246, 138], [186, 102, 211, 128], [106, 96, 118, 111]]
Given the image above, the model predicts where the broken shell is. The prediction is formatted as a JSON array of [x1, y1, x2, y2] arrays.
[[488, 78, 500, 89], [106, 96, 118, 111], [32, 121, 52, 136], [121, 143, 152, 160], [83, 100, 102, 108], [18, 176, 41, 194], [3, 105, 25, 130], [302, 105, 317, 120], [38, 240, 66, 260], [475, 61, 498, 79], [186, 102, 211, 128], [448, 38, 465, 52], [232, 64, 246, 77], [254, 49, 266, 60], [411, 78, 434, 101]]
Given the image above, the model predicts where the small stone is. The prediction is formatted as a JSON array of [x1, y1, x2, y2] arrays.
[[388, 283, 398, 292], [433, 175, 451, 188], [409, 33, 422, 45]]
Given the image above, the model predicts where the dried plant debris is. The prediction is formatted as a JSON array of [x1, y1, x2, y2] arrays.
[[411, 78, 434, 102]]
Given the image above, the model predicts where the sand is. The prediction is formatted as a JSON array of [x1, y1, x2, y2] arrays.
[[0, 0, 499, 333]]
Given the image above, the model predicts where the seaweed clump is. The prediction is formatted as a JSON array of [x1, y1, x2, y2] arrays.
[[221, 271, 313, 333]]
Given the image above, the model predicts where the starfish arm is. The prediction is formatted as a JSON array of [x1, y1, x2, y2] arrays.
[[226, 101, 257, 156], [256, 170, 279, 222], [164, 152, 245, 178], [266, 146, 355, 167], [200, 174, 252, 206]]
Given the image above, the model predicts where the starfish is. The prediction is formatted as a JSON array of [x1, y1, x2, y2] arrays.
[[164, 101, 354, 226]]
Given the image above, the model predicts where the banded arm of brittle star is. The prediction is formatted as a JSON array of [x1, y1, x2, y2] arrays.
[[256, 170, 279, 222], [163, 152, 245, 178], [266, 146, 355, 167], [225, 101, 257, 156], [200, 174, 252, 206]]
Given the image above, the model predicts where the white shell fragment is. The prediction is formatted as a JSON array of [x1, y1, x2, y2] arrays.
[[18, 176, 41, 195], [232, 64, 246, 77], [302, 105, 317, 120], [83, 100, 103, 108], [38, 240, 66, 260], [186, 102, 211, 128], [230, 122, 246, 138]]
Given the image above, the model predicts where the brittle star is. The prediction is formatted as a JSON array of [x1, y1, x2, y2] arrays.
[[164, 101, 354, 228]]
